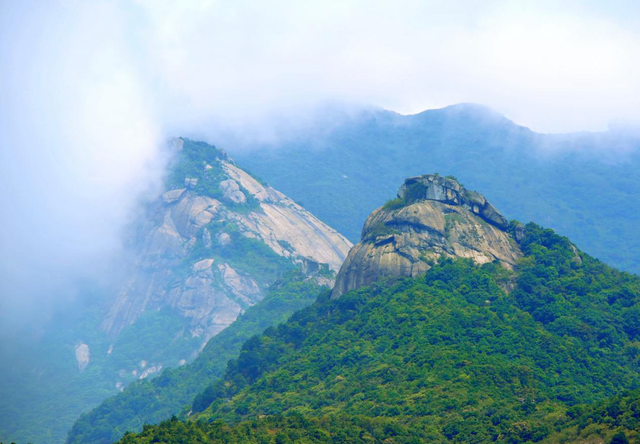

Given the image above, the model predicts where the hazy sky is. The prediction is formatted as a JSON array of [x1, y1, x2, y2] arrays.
[[1, 0, 640, 318]]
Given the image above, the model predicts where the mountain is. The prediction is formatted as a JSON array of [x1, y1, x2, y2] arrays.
[[0, 139, 351, 444], [113, 175, 640, 444], [332, 174, 521, 298], [229, 103, 640, 274], [100, 137, 351, 351]]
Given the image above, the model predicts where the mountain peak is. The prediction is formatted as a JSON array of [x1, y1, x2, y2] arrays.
[[331, 174, 521, 298], [102, 138, 352, 341], [398, 174, 509, 230]]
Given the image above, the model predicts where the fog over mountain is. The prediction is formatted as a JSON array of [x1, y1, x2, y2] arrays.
[[2, 0, 640, 323]]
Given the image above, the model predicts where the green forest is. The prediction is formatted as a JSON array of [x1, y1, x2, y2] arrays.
[[114, 224, 640, 444]]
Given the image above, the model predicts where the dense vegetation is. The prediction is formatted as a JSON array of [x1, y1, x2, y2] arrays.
[[117, 224, 640, 444], [113, 390, 640, 444], [543, 390, 640, 443], [65, 275, 327, 444], [231, 104, 640, 274], [114, 393, 640, 444]]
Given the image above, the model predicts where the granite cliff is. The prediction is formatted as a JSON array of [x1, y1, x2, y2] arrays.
[[103, 138, 352, 367], [332, 174, 522, 298]]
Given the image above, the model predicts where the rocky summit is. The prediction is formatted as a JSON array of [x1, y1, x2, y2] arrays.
[[103, 138, 352, 353], [332, 174, 522, 298]]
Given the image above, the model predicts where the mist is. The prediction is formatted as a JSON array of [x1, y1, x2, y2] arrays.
[[2, 0, 640, 323]]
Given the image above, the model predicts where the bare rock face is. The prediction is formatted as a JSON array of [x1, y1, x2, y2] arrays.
[[184, 178, 198, 189], [397, 175, 509, 229], [202, 228, 212, 248], [220, 162, 352, 271], [162, 188, 186, 204], [331, 174, 521, 298], [216, 232, 231, 246], [75, 343, 90, 372], [101, 145, 352, 350]]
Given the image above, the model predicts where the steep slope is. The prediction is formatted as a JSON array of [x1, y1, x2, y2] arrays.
[[101, 138, 351, 346], [116, 178, 640, 444], [230, 103, 640, 274], [0, 138, 352, 444], [332, 174, 521, 298]]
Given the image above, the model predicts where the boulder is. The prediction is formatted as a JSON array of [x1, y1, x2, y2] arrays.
[[184, 178, 198, 189], [216, 232, 231, 247], [513, 222, 526, 243], [162, 188, 186, 204], [332, 175, 521, 299], [219, 179, 246, 204], [75, 343, 90, 372], [202, 228, 212, 248], [193, 258, 215, 272]]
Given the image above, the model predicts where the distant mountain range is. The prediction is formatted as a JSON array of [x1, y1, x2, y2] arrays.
[[230, 103, 640, 274]]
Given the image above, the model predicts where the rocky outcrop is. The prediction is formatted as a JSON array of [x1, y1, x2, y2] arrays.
[[75, 343, 90, 372], [219, 179, 247, 204], [398, 175, 509, 229], [220, 162, 352, 271], [101, 143, 352, 350], [331, 174, 521, 298]]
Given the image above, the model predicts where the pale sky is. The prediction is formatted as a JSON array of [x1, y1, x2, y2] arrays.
[[1, 0, 640, 317]]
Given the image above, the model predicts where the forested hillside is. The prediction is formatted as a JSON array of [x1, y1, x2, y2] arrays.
[[115, 224, 640, 444]]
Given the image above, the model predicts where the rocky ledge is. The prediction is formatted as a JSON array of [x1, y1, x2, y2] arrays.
[[331, 174, 522, 298]]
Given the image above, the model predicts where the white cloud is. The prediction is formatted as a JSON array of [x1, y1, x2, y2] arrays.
[[0, 1, 163, 317], [127, 0, 640, 133], [1, 0, 640, 317]]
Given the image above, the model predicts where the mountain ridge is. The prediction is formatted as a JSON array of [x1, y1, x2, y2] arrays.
[[111, 174, 640, 444], [229, 104, 640, 274], [0, 138, 353, 444], [100, 138, 351, 343]]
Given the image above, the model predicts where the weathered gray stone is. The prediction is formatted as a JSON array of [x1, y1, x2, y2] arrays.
[[219, 179, 246, 204], [75, 343, 90, 372], [162, 188, 186, 204], [101, 155, 352, 348], [398, 174, 509, 230], [202, 228, 212, 248], [192, 258, 215, 272], [514, 222, 526, 243], [216, 232, 231, 247], [332, 175, 521, 299]]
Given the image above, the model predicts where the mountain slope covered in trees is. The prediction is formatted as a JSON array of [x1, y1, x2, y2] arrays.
[[115, 222, 640, 444]]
